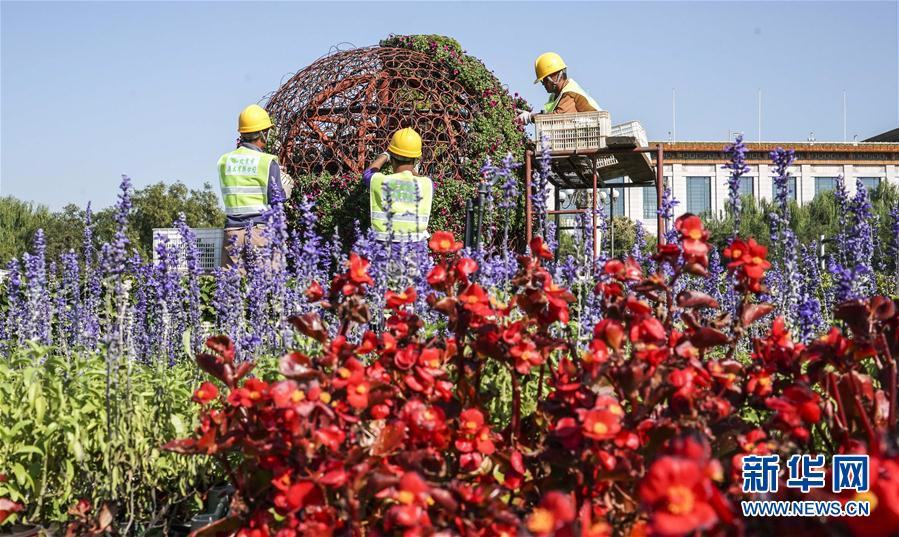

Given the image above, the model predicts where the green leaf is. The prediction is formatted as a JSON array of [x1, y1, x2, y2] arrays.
[[13, 445, 43, 457]]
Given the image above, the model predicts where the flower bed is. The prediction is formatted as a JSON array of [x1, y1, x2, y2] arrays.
[[162, 221, 898, 536]]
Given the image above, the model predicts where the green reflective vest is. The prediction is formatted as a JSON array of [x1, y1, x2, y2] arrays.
[[543, 79, 601, 113], [217, 146, 277, 217], [369, 170, 433, 242]]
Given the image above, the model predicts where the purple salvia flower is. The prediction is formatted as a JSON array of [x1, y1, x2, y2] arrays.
[[151, 239, 183, 362], [657, 185, 680, 245], [846, 179, 876, 296], [890, 203, 899, 285], [129, 257, 151, 360], [723, 134, 750, 234], [702, 248, 724, 306], [827, 255, 854, 305], [175, 213, 203, 352], [262, 201, 290, 349], [212, 264, 245, 357], [531, 136, 552, 238], [59, 250, 82, 349], [81, 203, 100, 348], [630, 221, 647, 267], [769, 147, 795, 224], [23, 229, 51, 344], [101, 175, 133, 276]]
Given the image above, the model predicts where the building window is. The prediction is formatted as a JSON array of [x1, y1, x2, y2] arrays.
[[642, 177, 668, 219], [643, 186, 657, 219], [771, 176, 797, 201], [859, 177, 881, 191], [686, 176, 711, 214], [815, 177, 837, 197], [738, 176, 753, 199]]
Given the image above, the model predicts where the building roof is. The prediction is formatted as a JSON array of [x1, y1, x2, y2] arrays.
[[863, 128, 899, 142], [646, 140, 899, 165]]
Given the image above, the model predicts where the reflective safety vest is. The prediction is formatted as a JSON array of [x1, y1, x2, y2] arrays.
[[217, 146, 277, 217], [543, 79, 601, 113], [369, 170, 433, 242]]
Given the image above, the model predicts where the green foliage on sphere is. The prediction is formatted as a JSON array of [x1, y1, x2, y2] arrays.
[[287, 34, 531, 248]]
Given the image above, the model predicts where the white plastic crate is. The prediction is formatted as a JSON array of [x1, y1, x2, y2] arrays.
[[152, 227, 224, 272], [611, 120, 648, 147], [534, 111, 611, 152]]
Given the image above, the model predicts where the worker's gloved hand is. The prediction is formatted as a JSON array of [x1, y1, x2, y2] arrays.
[[362, 167, 376, 184], [516, 109, 534, 125]]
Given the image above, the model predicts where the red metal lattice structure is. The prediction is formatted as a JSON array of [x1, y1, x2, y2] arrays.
[[265, 46, 481, 181]]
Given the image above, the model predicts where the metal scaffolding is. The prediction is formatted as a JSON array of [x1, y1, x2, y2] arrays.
[[523, 137, 665, 261]]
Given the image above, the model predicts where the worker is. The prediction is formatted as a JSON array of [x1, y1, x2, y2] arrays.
[[361, 128, 433, 243], [217, 104, 285, 268], [517, 52, 601, 124]]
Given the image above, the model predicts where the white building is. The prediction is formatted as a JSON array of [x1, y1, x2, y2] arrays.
[[592, 139, 899, 234]]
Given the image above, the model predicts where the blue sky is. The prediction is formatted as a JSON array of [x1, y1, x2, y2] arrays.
[[2, 1, 896, 210]]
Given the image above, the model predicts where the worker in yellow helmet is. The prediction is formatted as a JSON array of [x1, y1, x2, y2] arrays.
[[362, 128, 433, 243], [217, 104, 285, 268], [517, 52, 602, 124]]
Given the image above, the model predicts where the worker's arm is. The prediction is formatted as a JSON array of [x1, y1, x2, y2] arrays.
[[362, 152, 390, 185], [267, 160, 285, 204], [552, 93, 580, 114]]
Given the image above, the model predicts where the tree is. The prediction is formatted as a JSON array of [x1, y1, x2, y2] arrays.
[[0, 182, 225, 264]]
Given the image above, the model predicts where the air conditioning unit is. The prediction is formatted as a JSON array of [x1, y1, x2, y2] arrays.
[[152, 228, 224, 273]]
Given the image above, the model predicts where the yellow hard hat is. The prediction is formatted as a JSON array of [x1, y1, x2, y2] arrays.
[[387, 127, 422, 159], [534, 52, 567, 83], [238, 104, 273, 133]]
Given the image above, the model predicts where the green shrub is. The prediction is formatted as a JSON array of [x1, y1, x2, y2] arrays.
[[0, 345, 218, 529]]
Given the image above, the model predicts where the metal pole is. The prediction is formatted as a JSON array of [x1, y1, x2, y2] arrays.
[[464, 199, 474, 249], [610, 188, 615, 258], [554, 185, 561, 258], [591, 157, 598, 264], [524, 149, 532, 246], [475, 181, 487, 250], [656, 144, 665, 245]]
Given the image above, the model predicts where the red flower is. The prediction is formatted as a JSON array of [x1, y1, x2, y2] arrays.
[[638, 456, 719, 536], [304, 280, 324, 301], [192, 381, 218, 404], [270, 379, 305, 408], [272, 479, 323, 515], [603, 257, 642, 281], [580, 408, 622, 440], [724, 238, 770, 291], [227, 377, 268, 407], [388, 472, 432, 528], [385, 286, 416, 309], [426, 263, 447, 286], [455, 257, 478, 278], [347, 253, 374, 286], [530, 236, 554, 260], [525, 491, 576, 536], [765, 384, 820, 441], [0, 498, 23, 525], [428, 231, 462, 253], [459, 283, 493, 316], [455, 408, 497, 456], [674, 214, 709, 274]]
